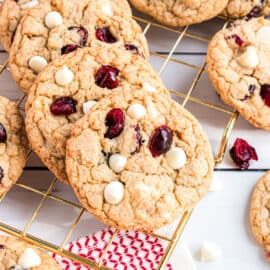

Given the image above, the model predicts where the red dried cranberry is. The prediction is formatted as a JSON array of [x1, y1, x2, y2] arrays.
[[230, 34, 245, 46], [149, 126, 173, 157], [95, 65, 120, 89], [246, 6, 262, 20], [0, 166, 4, 184], [104, 108, 125, 139], [0, 123, 7, 143], [61, 44, 80, 55], [68, 26, 88, 46], [96, 28, 116, 43], [131, 124, 145, 155], [125, 44, 140, 55], [50, 97, 77, 115], [229, 138, 258, 170], [260, 84, 270, 107]]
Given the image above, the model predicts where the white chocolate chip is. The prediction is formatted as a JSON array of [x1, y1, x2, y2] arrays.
[[143, 82, 157, 92], [104, 181, 124, 204], [127, 103, 146, 120], [55, 66, 74, 86], [21, 0, 39, 9], [109, 154, 127, 173], [18, 248, 41, 268], [45, 11, 63, 29], [209, 176, 222, 192], [101, 1, 113, 16], [176, 244, 196, 270], [83, 100, 97, 114], [236, 46, 259, 69], [256, 26, 270, 45], [165, 147, 187, 170], [28, 56, 47, 73], [200, 241, 222, 262]]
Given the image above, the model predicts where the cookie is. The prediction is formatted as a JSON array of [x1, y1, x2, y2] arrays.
[[0, 0, 48, 52], [0, 96, 28, 196], [0, 235, 60, 269], [25, 45, 168, 183], [9, 0, 148, 94], [129, 0, 229, 27], [250, 171, 270, 262], [65, 89, 214, 231], [207, 17, 270, 130]]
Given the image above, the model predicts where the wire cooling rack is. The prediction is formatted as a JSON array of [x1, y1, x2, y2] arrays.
[[0, 11, 237, 270]]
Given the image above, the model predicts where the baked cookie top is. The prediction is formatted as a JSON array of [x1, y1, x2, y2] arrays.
[[0, 96, 28, 196], [9, 0, 148, 94], [129, 0, 228, 27], [250, 171, 270, 261], [0, 0, 48, 52], [66, 89, 214, 231], [0, 235, 60, 269], [25, 45, 168, 183], [207, 17, 270, 130]]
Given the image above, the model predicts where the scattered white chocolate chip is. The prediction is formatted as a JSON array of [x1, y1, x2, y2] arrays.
[[256, 26, 270, 45], [200, 241, 222, 262], [101, 1, 113, 16], [127, 103, 146, 120], [55, 66, 74, 86], [236, 46, 259, 69], [83, 100, 97, 114], [165, 147, 187, 169], [45, 11, 63, 29], [104, 181, 124, 204], [109, 154, 127, 173], [21, 0, 38, 9], [174, 244, 197, 270], [143, 82, 157, 92], [18, 248, 41, 268], [209, 176, 222, 192], [28, 56, 47, 73]]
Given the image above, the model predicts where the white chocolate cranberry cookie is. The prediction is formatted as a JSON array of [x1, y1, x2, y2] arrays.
[[0, 96, 28, 196], [9, 0, 148, 94], [66, 89, 214, 231], [207, 17, 270, 130], [25, 45, 168, 183], [0, 235, 60, 269]]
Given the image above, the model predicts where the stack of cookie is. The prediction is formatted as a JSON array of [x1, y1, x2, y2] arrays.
[[0, 0, 216, 232]]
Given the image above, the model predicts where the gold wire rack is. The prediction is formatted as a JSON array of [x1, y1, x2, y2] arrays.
[[0, 12, 237, 270]]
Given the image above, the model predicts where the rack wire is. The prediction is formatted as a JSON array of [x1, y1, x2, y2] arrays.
[[0, 12, 237, 270]]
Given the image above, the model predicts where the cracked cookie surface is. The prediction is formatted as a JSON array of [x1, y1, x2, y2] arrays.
[[0, 96, 28, 196], [25, 45, 168, 183], [250, 171, 270, 262], [0, 235, 60, 269], [129, 0, 228, 27], [66, 89, 214, 231], [207, 17, 270, 130], [9, 0, 148, 94]]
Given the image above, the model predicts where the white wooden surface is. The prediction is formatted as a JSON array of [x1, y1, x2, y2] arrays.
[[0, 9, 269, 269]]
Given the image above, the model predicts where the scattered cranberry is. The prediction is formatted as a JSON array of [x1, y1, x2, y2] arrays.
[[131, 124, 145, 155], [0, 166, 4, 184], [229, 138, 258, 170], [149, 126, 173, 157], [229, 34, 245, 47], [125, 44, 140, 55], [246, 6, 262, 20], [61, 44, 80, 55], [68, 26, 88, 46], [96, 27, 116, 43], [0, 245, 4, 249], [104, 109, 125, 139], [95, 65, 120, 89], [0, 124, 7, 143], [260, 84, 270, 107], [50, 97, 77, 115]]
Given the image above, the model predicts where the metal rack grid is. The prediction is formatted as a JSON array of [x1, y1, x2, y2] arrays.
[[0, 12, 236, 270]]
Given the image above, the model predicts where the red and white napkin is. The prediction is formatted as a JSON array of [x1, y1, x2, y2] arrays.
[[52, 227, 173, 270]]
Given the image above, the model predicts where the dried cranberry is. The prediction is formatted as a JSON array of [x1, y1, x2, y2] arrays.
[[0, 124, 7, 143], [246, 6, 262, 20], [95, 65, 120, 89], [131, 124, 145, 155], [50, 97, 77, 115], [96, 28, 116, 43], [149, 126, 173, 157], [229, 138, 258, 170], [229, 34, 245, 47], [0, 245, 4, 249], [125, 44, 140, 55], [104, 108, 125, 139], [260, 84, 270, 107], [68, 26, 88, 46], [0, 166, 4, 184], [61, 44, 80, 55]]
